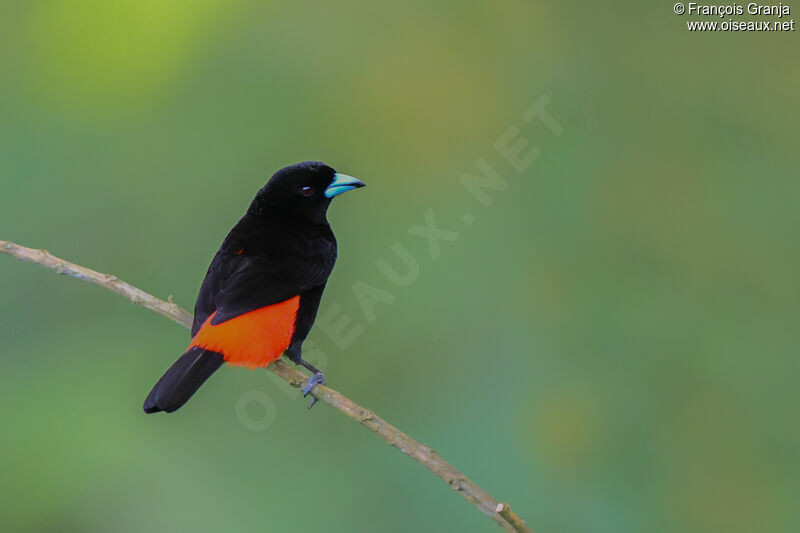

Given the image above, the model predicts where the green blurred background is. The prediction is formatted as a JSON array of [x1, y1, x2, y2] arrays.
[[1, 1, 798, 532]]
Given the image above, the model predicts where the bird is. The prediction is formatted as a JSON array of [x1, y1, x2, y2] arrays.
[[143, 161, 364, 414]]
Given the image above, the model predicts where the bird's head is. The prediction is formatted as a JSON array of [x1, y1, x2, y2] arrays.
[[250, 161, 365, 224]]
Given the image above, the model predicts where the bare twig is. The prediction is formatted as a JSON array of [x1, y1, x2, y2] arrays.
[[1, 239, 533, 533], [496, 503, 532, 533]]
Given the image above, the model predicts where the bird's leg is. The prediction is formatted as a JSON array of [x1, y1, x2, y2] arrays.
[[299, 358, 322, 376], [298, 359, 325, 409], [302, 375, 325, 408], [285, 345, 325, 408]]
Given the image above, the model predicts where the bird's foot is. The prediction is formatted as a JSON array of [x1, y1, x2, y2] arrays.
[[302, 372, 325, 409]]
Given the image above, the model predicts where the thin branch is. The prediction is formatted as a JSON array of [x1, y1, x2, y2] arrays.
[[496, 503, 530, 532], [1, 239, 533, 533]]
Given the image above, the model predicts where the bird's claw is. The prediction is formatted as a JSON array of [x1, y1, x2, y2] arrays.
[[302, 372, 325, 409], [302, 371, 325, 396]]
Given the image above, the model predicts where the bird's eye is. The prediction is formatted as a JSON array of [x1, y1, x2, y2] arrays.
[[301, 186, 315, 197]]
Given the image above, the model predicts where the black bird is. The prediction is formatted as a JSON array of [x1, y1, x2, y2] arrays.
[[143, 161, 364, 413]]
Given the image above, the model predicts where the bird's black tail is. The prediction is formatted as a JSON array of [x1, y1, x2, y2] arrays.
[[143, 347, 224, 414]]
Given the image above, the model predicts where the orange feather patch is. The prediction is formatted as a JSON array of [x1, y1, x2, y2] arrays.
[[189, 296, 300, 369]]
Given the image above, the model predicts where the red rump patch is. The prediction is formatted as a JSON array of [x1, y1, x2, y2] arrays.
[[189, 296, 300, 369]]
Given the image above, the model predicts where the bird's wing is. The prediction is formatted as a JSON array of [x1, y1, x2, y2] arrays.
[[192, 248, 237, 336], [207, 252, 333, 327]]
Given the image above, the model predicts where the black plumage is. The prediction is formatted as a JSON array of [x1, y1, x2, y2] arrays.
[[143, 161, 364, 414]]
